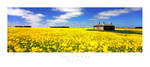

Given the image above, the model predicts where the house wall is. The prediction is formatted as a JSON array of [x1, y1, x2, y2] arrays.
[[94, 27, 104, 30], [93, 26, 115, 30], [104, 26, 115, 30]]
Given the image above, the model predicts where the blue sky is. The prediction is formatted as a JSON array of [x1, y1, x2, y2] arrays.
[[8, 7, 142, 28]]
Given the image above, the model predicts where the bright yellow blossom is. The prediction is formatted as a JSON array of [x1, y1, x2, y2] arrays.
[[8, 27, 142, 52]]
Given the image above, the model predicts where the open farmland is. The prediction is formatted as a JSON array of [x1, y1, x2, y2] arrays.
[[8, 27, 142, 52]]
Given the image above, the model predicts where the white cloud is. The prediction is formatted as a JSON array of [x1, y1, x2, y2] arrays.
[[95, 16, 110, 19], [98, 9, 129, 17], [8, 8, 44, 27], [130, 7, 142, 11], [91, 7, 142, 20], [46, 7, 83, 24], [8, 22, 22, 27], [8, 7, 83, 27], [52, 7, 82, 13], [88, 18, 97, 20], [8, 8, 32, 16]]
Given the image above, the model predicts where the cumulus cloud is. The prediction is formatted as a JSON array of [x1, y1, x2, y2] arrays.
[[90, 7, 142, 20], [8, 22, 22, 27], [8, 8, 32, 16], [130, 7, 142, 11], [8, 7, 83, 27], [88, 18, 97, 20], [8, 8, 44, 27], [46, 7, 83, 24]]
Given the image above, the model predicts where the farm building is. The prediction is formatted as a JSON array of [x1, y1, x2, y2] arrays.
[[93, 22, 115, 30]]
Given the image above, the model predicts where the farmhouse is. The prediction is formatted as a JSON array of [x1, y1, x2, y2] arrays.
[[93, 22, 115, 30]]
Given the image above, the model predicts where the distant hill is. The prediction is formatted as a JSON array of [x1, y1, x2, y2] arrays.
[[15, 26, 31, 27], [50, 26, 69, 28], [135, 27, 142, 28]]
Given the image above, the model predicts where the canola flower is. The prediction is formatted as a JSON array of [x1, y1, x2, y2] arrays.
[[8, 27, 142, 52]]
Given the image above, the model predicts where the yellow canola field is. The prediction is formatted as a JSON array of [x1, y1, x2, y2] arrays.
[[8, 27, 142, 52]]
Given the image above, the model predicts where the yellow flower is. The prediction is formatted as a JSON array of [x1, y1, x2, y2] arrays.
[[52, 46, 57, 49], [31, 47, 40, 52], [103, 45, 108, 52], [14, 46, 25, 52], [8, 27, 142, 52]]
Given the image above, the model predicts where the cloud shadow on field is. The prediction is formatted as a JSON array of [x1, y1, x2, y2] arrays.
[[86, 29, 142, 35]]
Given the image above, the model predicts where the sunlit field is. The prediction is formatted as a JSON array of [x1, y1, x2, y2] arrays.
[[8, 27, 142, 52]]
